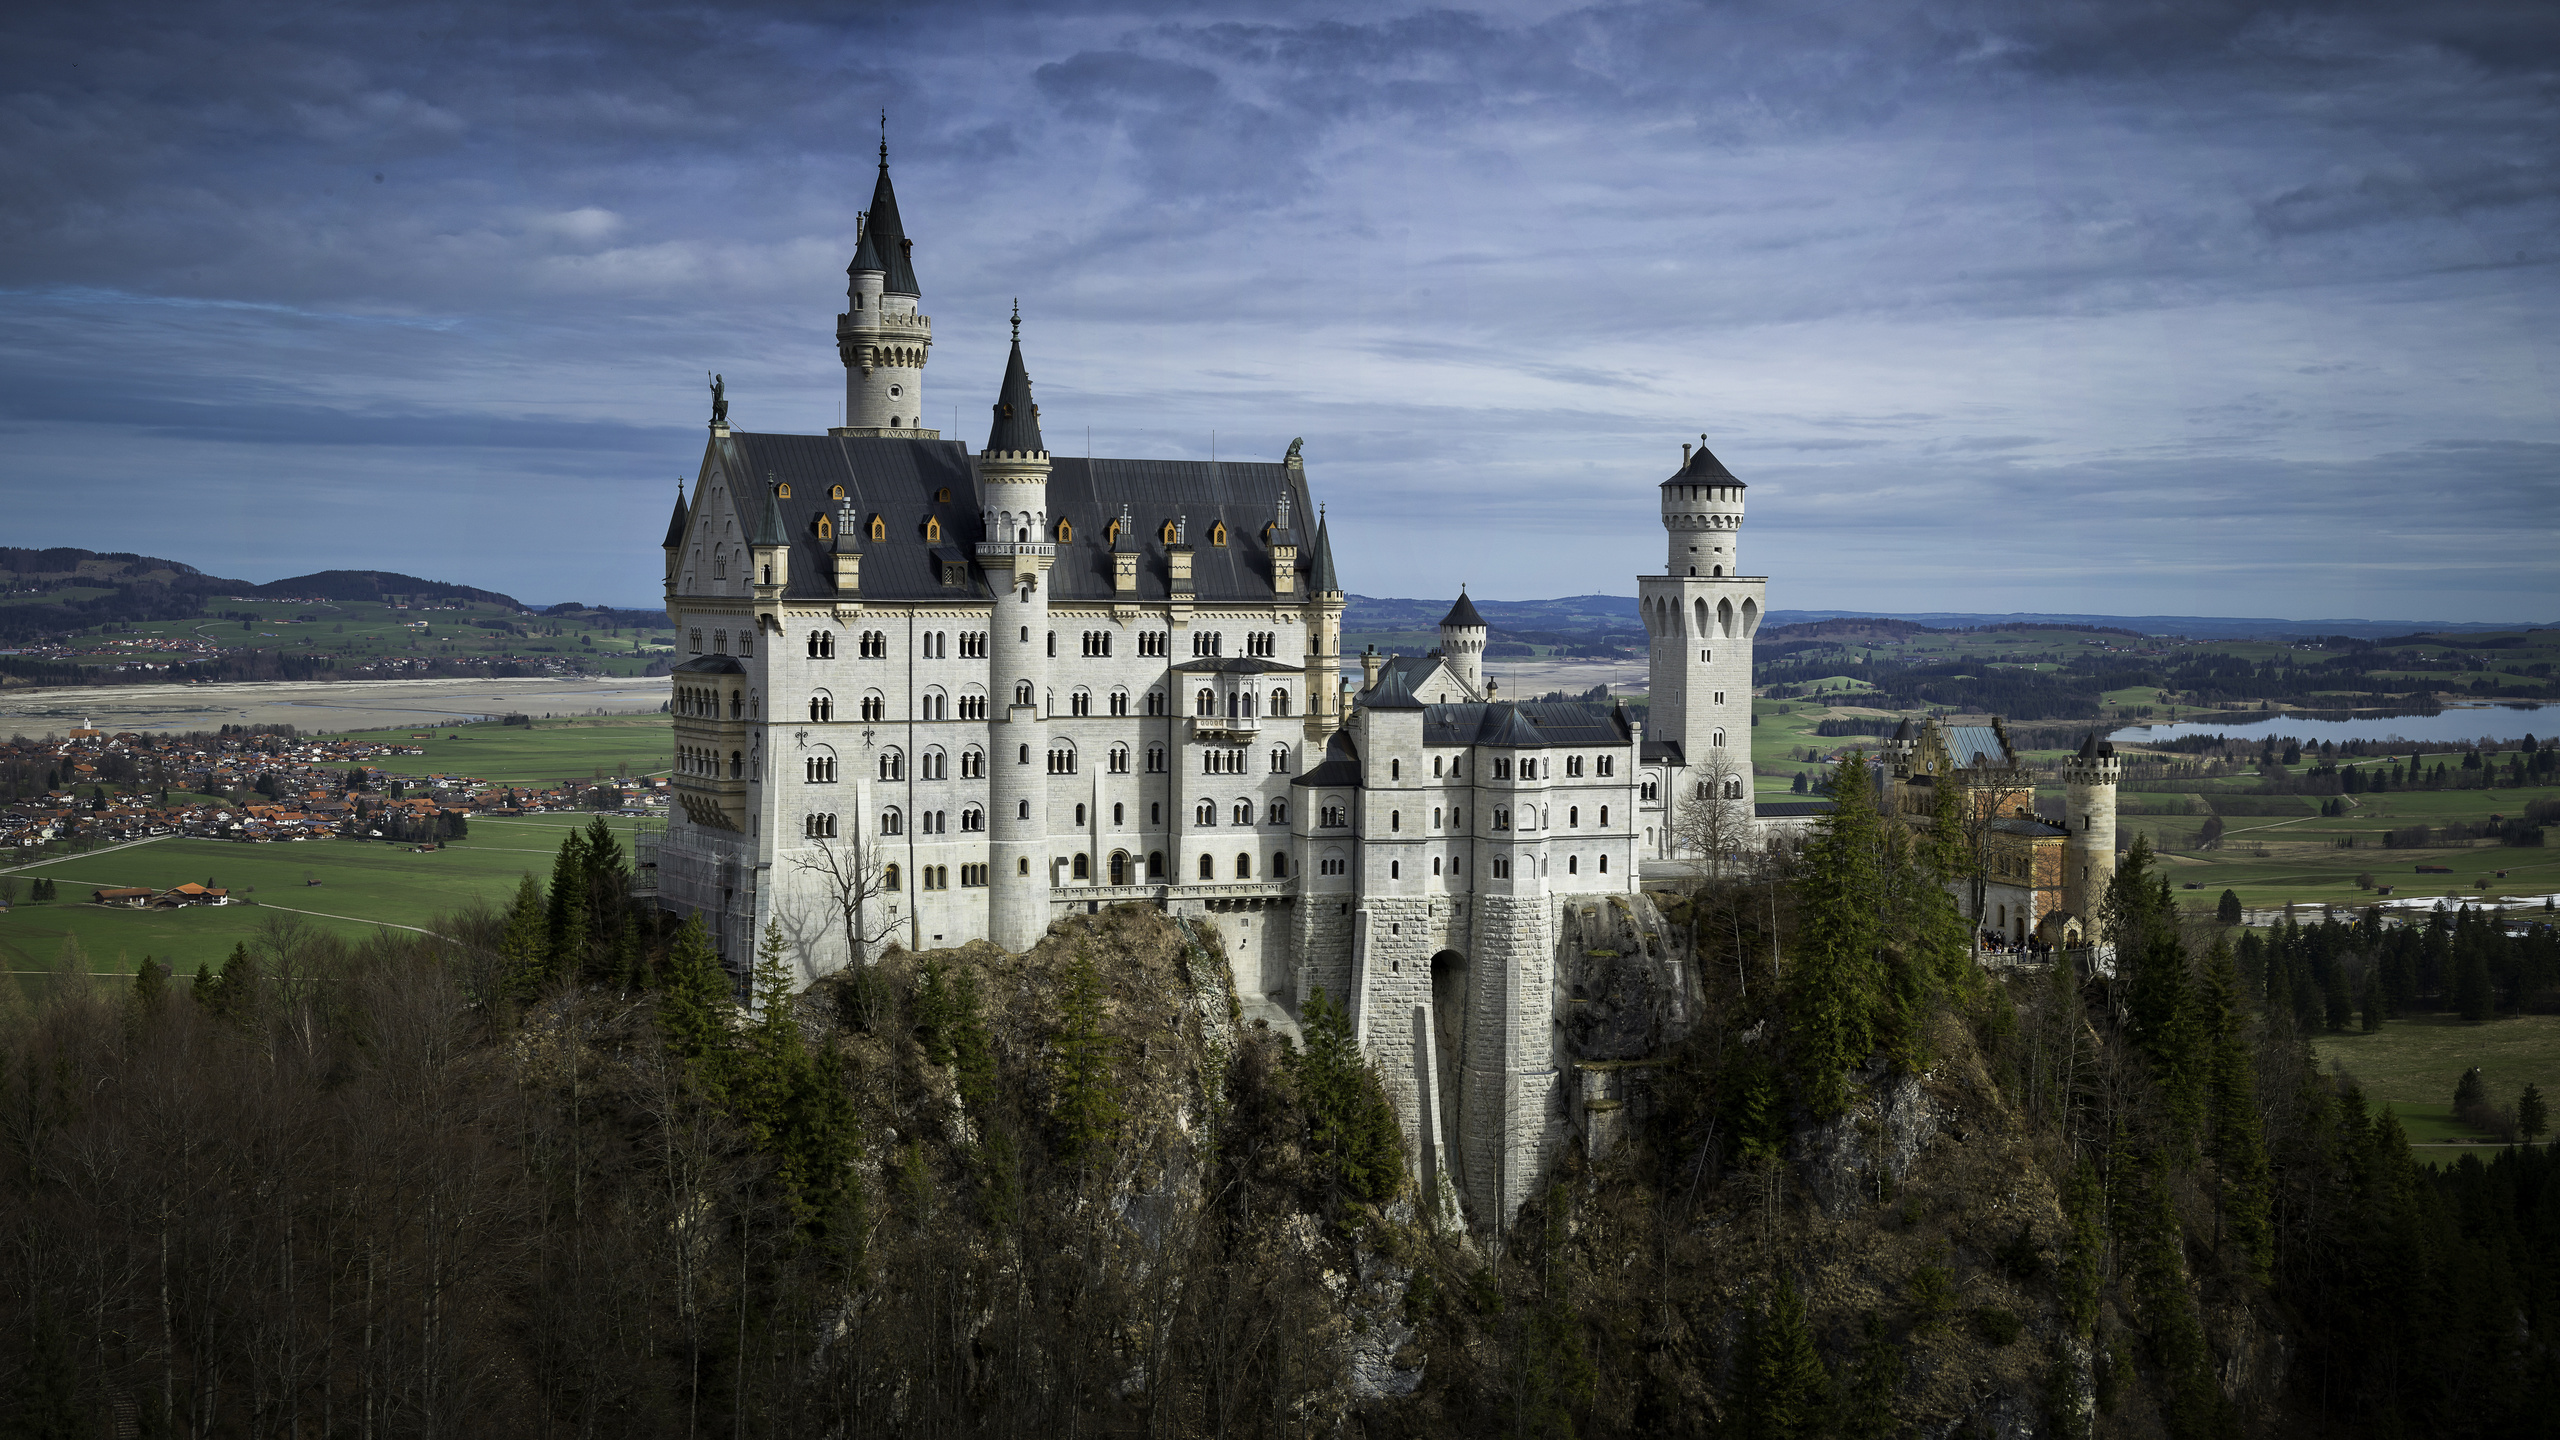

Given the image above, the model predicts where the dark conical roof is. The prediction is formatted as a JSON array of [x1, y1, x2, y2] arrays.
[[1661, 436, 1745, 488], [2076, 732, 2099, 759], [1440, 590, 1485, 629], [863, 149, 919, 296], [660, 488, 690, 549], [1891, 718, 1915, 743], [1309, 512, 1340, 592], [984, 335, 1044, 455], [849, 211, 886, 276], [751, 479, 789, 546]]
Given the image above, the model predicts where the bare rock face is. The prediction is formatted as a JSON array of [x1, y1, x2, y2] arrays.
[[1556, 893, 1696, 1163], [1797, 1059, 1946, 1217]]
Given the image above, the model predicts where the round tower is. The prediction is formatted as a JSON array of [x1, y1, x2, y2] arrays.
[[1438, 589, 1487, 696], [1661, 435, 1745, 578], [2061, 734, 2122, 937], [979, 311, 1052, 951], [836, 138, 935, 437]]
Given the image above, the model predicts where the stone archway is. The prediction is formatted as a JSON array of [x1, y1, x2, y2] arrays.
[[1428, 950, 1469, 1207]]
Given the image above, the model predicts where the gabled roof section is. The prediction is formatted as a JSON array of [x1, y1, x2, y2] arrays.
[[1292, 730, 1363, 788], [1943, 724, 2011, 769], [750, 480, 788, 547], [1361, 653, 1457, 710], [1440, 590, 1484, 629], [864, 147, 918, 296], [660, 490, 690, 549], [985, 335, 1044, 455], [1309, 511, 1340, 592], [1416, 701, 1633, 749], [1662, 438, 1744, 489], [697, 433, 1318, 604]]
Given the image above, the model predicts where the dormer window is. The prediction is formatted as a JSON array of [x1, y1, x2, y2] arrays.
[[814, 514, 833, 541], [925, 517, 943, 542], [830, 484, 846, 500], [868, 515, 887, 542], [1160, 520, 1177, 545], [1055, 518, 1073, 543], [1106, 517, 1122, 546], [775, 482, 791, 499], [936, 487, 952, 502], [1209, 521, 1228, 547]]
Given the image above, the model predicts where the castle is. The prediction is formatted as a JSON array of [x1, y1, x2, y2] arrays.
[[654, 146, 2102, 1226]]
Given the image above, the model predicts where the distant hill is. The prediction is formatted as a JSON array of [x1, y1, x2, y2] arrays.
[[242, 569, 525, 610], [0, 546, 252, 645], [1345, 594, 2548, 642]]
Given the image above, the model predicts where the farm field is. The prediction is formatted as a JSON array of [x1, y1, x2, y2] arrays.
[[2311, 1012, 2560, 1158], [55, 594, 676, 679], [308, 714, 673, 786], [0, 813, 635, 993]]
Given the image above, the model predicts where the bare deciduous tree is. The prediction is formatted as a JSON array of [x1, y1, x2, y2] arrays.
[[1671, 747, 1756, 881], [786, 825, 905, 985]]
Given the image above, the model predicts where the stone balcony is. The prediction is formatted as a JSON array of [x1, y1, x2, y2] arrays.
[[1187, 715, 1262, 742]]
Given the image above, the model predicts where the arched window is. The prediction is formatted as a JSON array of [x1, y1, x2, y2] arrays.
[[1233, 799, 1254, 826], [878, 748, 903, 781], [1724, 777, 1744, 800], [1109, 687, 1129, 716], [1070, 688, 1091, 717], [1712, 729, 1726, 749], [1109, 744, 1130, 773], [1235, 852, 1251, 878], [961, 746, 985, 778], [1195, 688, 1216, 716], [1389, 861, 1400, 880], [921, 747, 946, 780], [1072, 853, 1089, 879], [1270, 799, 1288, 824], [1195, 800, 1216, 826], [1198, 853, 1215, 880], [1569, 806, 1579, 827], [962, 806, 983, 831], [1599, 805, 1610, 827], [1149, 851, 1165, 878], [1390, 810, 1401, 832], [1272, 853, 1287, 878], [1567, 855, 1578, 874], [880, 807, 903, 836], [1599, 854, 1609, 873], [804, 813, 837, 838], [1271, 746, 1291, 774], [1015, 681, 1034, 707], [884, 863, 900, 890], [1018, 799, 1030, 819], [1270, 688, 1290, 716]]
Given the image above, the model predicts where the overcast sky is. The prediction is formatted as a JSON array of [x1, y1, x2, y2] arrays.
[[3, 0, 2554, 620]]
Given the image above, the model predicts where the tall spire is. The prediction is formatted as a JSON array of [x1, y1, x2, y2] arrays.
[[1310, 506, 1340, 592], [865, 116, 918, 296], [660, 483, 690, 549], [985, 304, 1044, 455]]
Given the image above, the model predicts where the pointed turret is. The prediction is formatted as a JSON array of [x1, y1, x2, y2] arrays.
[[660, 487, 690, 549], [1440, 590, 1485, 629], [984, 312, 1045, 457], [751, 478, 789, 547], [1439, 587, 1487, 694], [1310, 510, 1341, 593], [864, 139, 919, 296]]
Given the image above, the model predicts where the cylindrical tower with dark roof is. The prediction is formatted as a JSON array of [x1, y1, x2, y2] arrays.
[[1439, 589, 1486, 695], [979, 316, 1053, 952], [836, 140, 935, 437], [2061, 733, 2121, 936], [1636, 435, 1764, 844]]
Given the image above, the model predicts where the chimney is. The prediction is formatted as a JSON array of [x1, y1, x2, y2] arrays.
[[1360, 644, 1381, 691]]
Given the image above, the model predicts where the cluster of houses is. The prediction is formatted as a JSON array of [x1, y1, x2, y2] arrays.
[[90, 882, 232, 908], [0, 722, 668, 855]]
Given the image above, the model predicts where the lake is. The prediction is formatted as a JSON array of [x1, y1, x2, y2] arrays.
[[2110, 703, 2557, 748]]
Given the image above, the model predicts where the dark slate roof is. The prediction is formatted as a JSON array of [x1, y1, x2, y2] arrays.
[[1641, 740, 1685, 766], [2073, 732, 2116, 759], [1171, 656, 1301, 675], [1891, 718, 1915, 743], [703, 432, 1314, 604], [863, 153, 918, 296], [674, 654, 745, 675], [1662, 439, 1744, 489], [985, 340, 1044, 455], [850, 214, 885, 276], [1756, 800, 1834, 818], [1943, 724, 2011, 768], [1292, 731, 1363, 788], [1992, 816, 2068, 838], [1415, 701, 1633, 749], [1309, 512, 1340, 592], [1440, 591, 1484, 629], [1359, 653, 1448, 710], [751, 481, 789, 546], [660, 490, 690, 549]]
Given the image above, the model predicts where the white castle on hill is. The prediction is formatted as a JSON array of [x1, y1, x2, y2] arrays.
[[656, 145, 1817, 1225]]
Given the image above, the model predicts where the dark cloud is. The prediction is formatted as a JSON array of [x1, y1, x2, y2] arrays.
[[0, 0, 2550, 617]]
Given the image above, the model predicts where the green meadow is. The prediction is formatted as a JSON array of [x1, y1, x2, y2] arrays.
[[1, 814, 635, 993], [2312, 1012, 2560, 1158], [308, 714, 674, 785]]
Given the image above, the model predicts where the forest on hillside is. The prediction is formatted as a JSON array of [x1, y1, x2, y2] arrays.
[[5, 801, 2559, 1436]]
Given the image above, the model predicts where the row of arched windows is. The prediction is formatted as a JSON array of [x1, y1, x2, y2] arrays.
[[675, 686, 736, 719], [1192, 798, 1287, 827], [683, 746, 742, 780]]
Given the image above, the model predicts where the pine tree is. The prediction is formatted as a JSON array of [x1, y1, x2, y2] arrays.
[[1294, 986, 1405, 1203], [912, 956, 955, 1067], [1833, 1311, 1903, 1440], [654, 915, 735, 1093], [190, 963, 216, 1007], [2060, 1158, 2104, 1339], [2454, 943, 2494, 1022], [2518, 1083, 2547, 1143], [2358, 969, 2383, 1033], [497, 873, 552, 1002], [130, 954, 167, 1013], [209, 940, 261, 1022], [1734, 1273, 1831, 1440], [1788, 751, 1886, 1117], [543, 828, 591, 981], [1049, 949, 1126, 1175], [2216, 889, 2242, 926], [2200, 935, 2273, 1279]]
